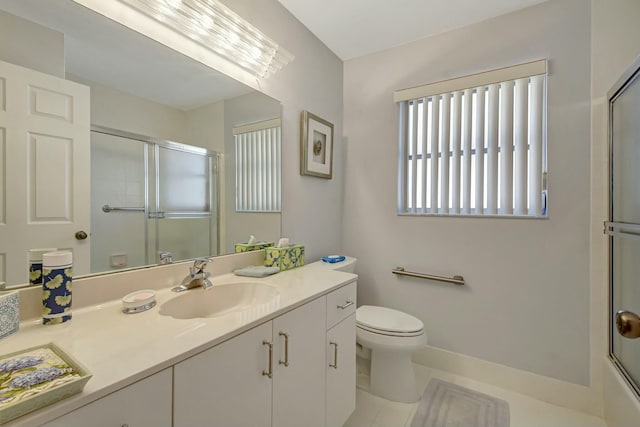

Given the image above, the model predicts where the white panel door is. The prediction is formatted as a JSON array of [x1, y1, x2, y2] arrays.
[[41, 368, 172, 427], [0, 59, 90, 287], [272, 296, 327, 427]]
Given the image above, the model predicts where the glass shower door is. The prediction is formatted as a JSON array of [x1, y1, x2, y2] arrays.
[[90, 131, 147, 272], [608, 56, 640, 398], [152, 144, 218, 262]]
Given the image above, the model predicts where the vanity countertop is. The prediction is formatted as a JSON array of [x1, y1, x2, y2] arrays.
[[2, 261, 357, 426]]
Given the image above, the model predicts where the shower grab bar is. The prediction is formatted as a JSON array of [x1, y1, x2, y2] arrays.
[[102, 204, 145, 213], [392, 267, 465, 286], [604, 221, 640, 240]]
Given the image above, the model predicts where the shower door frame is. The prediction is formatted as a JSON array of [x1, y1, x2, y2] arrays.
[[91, 125, 220, 266], [607, 54, 640, 401]]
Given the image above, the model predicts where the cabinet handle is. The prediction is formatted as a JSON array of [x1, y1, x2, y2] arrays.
[[278, 332, 289, 367], [329, 341, 338, 369], [262, 340, 273, 378], [337, 300, 354, 310]]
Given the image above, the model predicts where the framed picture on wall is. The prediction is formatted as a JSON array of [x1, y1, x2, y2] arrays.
[[300, 110, 334, 179]]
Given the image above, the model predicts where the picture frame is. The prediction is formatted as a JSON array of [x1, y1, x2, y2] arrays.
[[300, 110, 334, 179]]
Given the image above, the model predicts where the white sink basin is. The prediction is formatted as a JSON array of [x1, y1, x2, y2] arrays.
[[159, 282, 280, 319]]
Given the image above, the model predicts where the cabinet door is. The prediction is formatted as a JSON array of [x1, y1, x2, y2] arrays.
[[42, 368, 172, 427], [272, 297, 327, 427], [174, 321, 272, 427], [326, 314, 356, 427]]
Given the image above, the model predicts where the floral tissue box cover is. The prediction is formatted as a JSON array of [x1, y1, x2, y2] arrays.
[[0, 343, 92, 423], [0, 292, 19, 340]]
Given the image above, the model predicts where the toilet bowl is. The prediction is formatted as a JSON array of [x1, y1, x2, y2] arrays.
[[356, 305, 426, 403]]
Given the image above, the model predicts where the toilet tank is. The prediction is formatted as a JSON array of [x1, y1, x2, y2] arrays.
[[322, 256, 357, 273]]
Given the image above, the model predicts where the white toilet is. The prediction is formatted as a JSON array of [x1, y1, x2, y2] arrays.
[[356, 305, 426, 403], [314, 256, 427, 403]]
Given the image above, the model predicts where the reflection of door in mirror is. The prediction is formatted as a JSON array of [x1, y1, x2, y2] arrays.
[[0, 59, 90, 288], [91, 128, 219, 273]]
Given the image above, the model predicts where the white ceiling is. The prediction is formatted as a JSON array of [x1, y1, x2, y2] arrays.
[[277, 0, 548, 60]]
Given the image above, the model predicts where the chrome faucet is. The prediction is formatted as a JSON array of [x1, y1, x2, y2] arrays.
[[158, 250, 173, 265], [172, 258, 213, 292]]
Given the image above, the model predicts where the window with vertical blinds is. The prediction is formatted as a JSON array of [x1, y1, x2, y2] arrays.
[[234, 118, 282, 212], [395, 60, 548, 217]]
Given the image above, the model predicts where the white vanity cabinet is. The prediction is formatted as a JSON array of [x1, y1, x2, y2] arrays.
[[41, 368, 172, 427], [174, 297, 327, 427], [35, 281, 356, 427]]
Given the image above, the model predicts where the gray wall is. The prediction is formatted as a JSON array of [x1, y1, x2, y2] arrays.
[[343, 0, 592, 385], [0, 10, 64, 77]]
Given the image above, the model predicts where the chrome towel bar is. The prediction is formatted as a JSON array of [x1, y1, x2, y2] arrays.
[[392, 267, 465, 286], [102, 204, 145, 213]]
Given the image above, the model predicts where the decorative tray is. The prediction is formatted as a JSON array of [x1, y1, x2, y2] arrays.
[[0, 343, 92, 424]]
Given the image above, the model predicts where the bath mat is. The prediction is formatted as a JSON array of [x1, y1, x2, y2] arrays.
[[410, 379, 510, 427]]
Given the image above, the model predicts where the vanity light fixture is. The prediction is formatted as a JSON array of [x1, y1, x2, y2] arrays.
[[117, 0, 293, 78]]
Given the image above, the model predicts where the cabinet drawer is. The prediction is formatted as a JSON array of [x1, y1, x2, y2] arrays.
[[326, 282, 357, 329]]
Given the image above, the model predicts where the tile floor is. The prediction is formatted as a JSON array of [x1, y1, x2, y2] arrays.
[[344, 360, 607, 427]]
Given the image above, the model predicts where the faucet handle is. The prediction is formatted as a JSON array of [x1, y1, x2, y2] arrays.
[[191, 257, 211, 275]]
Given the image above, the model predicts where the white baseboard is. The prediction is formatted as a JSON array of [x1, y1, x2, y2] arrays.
[[412, 345, 602, 417], [603, 358, 640, 427]]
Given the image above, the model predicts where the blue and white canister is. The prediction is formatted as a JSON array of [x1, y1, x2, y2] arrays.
[[42, 251, 73, 325], [29, 248, 57, 286]]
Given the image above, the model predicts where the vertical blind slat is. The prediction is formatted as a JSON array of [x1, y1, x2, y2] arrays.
[[265, 130, 272, 211], [410, 99, 419, 213], [474, 86, 485, 214], [487, 84, 499, 214], [398, 102, 408, 212], [430, 95, 440, 213], [529, 75, 544, 215], [274, 127, 282, 212], [440, 93, 451, 214], [462, 89, 473, 214], [421, 98, 428, 213], [451, 91, 462, 214], [500, 80, 514, 214], [514, 78, 528, 215]]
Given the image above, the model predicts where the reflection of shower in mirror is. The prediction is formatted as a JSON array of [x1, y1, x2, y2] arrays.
[[91, 127, 219, 273]]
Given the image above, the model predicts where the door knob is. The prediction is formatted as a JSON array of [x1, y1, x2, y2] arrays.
[[615, 310, 640, 339], [75, 230, 88, 240]]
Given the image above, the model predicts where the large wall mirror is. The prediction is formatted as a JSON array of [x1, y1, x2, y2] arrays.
[[0, 0, 282, 288]]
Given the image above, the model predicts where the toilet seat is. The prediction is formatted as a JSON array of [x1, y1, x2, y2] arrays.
[[356, 305, 424, 336], [356, 323, 424, 337]]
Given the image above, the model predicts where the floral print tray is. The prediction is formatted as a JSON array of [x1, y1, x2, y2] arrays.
[[0, 343, 92, 423]]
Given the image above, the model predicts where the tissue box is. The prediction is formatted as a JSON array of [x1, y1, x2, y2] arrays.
[[234, 242, 274, 253], [0, 292, 19, 340], [264, 245, 305, 271]]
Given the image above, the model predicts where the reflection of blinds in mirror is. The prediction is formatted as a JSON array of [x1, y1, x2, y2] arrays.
[[234, 118, 282, 212]]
